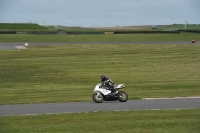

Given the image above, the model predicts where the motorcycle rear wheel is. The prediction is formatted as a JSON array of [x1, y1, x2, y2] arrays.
[[118, 91, 128, 102], [93, 92, 104, 103]]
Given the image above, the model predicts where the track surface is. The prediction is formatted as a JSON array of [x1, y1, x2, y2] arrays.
[[0, 41, 200, 50], [0, 98, 200, 116]]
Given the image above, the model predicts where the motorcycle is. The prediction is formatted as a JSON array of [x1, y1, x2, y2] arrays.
[[92, 83, 128, 103]]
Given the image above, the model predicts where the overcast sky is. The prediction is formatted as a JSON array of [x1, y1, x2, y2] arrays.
[[0, 0, 199, 27]]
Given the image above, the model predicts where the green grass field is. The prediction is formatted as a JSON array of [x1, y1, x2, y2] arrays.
[[0, 23, 48, 31], [0, 44, 200, 104], [0, 32, 199, 42], [1, 25, 200, 133], [1, 109, 200, 133]]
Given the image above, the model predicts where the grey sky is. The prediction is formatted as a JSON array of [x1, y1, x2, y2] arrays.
[[0, 0, 199, 27]]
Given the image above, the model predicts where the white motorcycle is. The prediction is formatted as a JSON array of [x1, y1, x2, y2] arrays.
[[93, 83, 128, 103]]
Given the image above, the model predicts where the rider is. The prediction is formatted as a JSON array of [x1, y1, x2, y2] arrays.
[[100, 75, 117, 96]]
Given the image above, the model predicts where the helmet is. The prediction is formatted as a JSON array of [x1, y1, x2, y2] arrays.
[[100, 75, 106, 81]]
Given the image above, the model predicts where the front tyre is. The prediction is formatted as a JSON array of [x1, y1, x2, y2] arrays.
[[118, 91, 128, 102], [93, 92, 104, 103]]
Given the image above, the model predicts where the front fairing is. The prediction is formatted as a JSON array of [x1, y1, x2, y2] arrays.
[[94, 83, 111, 95]]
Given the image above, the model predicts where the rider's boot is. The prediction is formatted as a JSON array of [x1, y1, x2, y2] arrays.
[[109, 88, 117, 97]]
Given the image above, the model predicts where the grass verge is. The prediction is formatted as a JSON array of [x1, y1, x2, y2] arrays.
[[0, 44, 200, 104], [0, 32, 199, 42], [0, 109, 200, 133]]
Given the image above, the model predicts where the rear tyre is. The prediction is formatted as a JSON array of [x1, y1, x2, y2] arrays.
[[118, 91, 128, 102], [93, 92, 104, 103]]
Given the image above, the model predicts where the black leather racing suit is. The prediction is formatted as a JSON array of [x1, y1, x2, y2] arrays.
[[101, 77, 116, 93]]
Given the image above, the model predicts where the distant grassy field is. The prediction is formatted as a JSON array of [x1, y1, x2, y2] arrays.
[[47, 24, 200, 32], [0, 23, 48, 31], [47, 26, 161, 32], [0, 44, 200, 104], [0, 109, 200, 133], [0, 32, 199, 42], [161, 24, 200, 31], [48, 26, 102, 32], [1, 23, 199, 32]]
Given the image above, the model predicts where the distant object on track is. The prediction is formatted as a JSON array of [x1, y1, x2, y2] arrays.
[[191, 40, 196, 43], [152, 25, 158, 29], [57, 27, 63, 31]]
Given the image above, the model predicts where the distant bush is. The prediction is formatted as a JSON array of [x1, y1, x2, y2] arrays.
[[66, 31, 104, 34], [114, 31, 180, 34], [178, 30, 200, 33], [0, 31, 17, 34]]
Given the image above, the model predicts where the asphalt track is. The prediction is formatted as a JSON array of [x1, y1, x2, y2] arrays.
[[0, 41, 200, 50], [0, 98, 200, 116]]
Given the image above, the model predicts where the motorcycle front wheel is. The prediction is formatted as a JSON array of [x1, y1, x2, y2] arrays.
[[93, 92, 104, 103], [118, 91, 128, 102]]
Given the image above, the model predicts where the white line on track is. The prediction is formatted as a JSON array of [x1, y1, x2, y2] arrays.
[[143, 96, 200, 100], [15, 46, 27, 49]]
